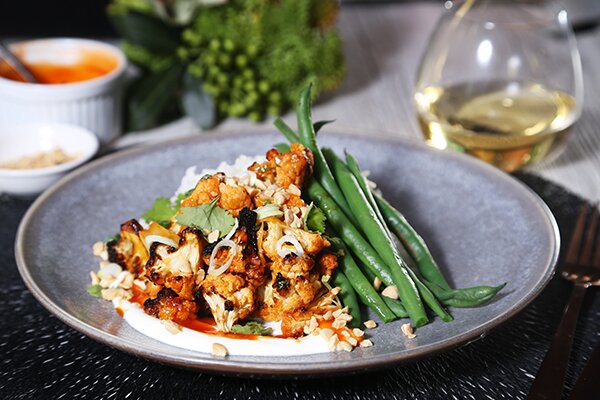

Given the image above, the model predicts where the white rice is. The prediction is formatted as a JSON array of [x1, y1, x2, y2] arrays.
[[172, 154, 266, 202]]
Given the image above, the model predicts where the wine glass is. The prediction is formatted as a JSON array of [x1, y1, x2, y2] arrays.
[[414, 0, 583, 172]]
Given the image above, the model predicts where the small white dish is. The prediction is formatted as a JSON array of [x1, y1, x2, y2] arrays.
[[0, 123, 99, 196], [0, 38, 127, 144]]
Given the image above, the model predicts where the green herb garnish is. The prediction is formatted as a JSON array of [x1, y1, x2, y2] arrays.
[[303, 202, 327, 234], [87, 284, 103, 298], [142, 197, 177, 227], [175, 198, 236, 237], [103, 233, 121, 244], [231, 321, 273, 336]]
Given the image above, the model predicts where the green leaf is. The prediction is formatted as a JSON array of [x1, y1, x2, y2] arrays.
[[109, 10, 181, 54], [143, 197, 177, 227], [231, 321, 273, 336], [273, 143, 291, 153], [127, 64, 184, 131], [175, 198, 236, 237], [181, 72, 216, 129], [313, 119, 335, 134], [87, 284, 103, 298], [304, 202, 327, 233], [103, 233, 121, 244]]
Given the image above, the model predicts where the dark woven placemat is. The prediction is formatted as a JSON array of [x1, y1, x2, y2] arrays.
[[0, 173, 597, 400]]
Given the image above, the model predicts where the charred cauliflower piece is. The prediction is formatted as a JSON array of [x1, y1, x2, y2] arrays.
[[249, 143, 313, 189], [201, 274, 255, 332], [199, 208, 265, 331], [108, 219, 148, 275], [261, 218, 330, 260], [144, 287, 199, 321], [145, 228, 205, 301]]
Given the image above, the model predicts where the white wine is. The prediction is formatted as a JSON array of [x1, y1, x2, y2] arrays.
[[415, 81, 578, 172]]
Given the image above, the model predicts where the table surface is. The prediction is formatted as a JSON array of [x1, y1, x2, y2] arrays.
[[3, 3, 600, 399], [117, 2, 600, 203]]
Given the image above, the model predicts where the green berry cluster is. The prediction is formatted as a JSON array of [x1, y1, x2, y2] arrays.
[[183, 32, 284, 121]]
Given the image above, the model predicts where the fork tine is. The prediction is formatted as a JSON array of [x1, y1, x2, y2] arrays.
[[580, 206, 598, 265], [565, 203, 589, 265]]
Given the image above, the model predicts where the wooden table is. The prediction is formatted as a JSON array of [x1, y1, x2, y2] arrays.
[[117, 2, 600, 202]]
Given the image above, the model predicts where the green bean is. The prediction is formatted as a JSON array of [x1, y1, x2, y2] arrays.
[[329, 238, 396, 323], [332, 270, 361, 328], [309, 168, 428, 327], [307, 180, 395, 286], [375, 194, 452, 290], [296, 86, 358, 227], [405, 267, 453, 322], [344, 152, 386, 225], [273, 117, 300, 144], [425, 280, 506, 308], [273, 143, 291, 153], [382, 297, 409, 318]]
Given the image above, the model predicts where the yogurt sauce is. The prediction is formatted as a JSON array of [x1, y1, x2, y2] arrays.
[[116, 300, 330, 356]]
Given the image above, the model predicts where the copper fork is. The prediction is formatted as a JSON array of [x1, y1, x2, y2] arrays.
[[528, 203, 600, 400]]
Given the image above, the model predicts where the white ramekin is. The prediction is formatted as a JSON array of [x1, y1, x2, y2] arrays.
[[0, 38, 127, 145], [0, 123, 99, 197]]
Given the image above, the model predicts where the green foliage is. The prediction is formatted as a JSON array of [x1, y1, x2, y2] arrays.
[[87, 284, 103, 298], [143, 197, 178, 227], [304, 203, 327, 234], [108, 0, 344, 128], [231, 321, 273, 336], [175, 198, 236, 237]]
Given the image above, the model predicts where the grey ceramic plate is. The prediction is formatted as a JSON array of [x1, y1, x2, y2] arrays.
[[16, 131, 559, 377]]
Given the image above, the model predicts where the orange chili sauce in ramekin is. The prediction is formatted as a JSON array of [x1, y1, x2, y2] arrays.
[[0, 47, 119, 84]]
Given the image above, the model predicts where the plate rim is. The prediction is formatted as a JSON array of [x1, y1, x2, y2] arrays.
[[15, 130, 560, 376]]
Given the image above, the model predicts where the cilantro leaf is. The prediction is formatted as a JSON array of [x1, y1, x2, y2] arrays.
[[103, 233, 121, 244], [87, 284, 103, 298], [142, 197, 177, 227], [175, 198, 236, 237], [231, 321, 273, 336], [304, 202, 327, 233]]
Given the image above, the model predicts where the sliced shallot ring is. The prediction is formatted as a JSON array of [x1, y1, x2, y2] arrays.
[[224, 219, 239, 241], [208, 239, 237, 276], [143, 235, 179, 251], [276, 234, 304, 258]]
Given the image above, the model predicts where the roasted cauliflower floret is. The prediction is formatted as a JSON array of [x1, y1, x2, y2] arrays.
[[201, 273, 255, 332], [179, 174, 252, 217], [108, 219, 149, 275], [145, 228, 205, 300], [143, 287, 198, 321], [249, 143, 313, 189], [259, 255, 322, 325], [261, 218, 330, 261]]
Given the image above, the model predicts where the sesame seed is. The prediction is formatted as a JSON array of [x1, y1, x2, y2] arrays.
[[332, 318, 347, 329], [401, 323, 416, 339], [352, 328, 365, 337], [373, 276, 382, 291], [364, 320, 377, 329], [360, 339, 374, 348], [92, 241, 105, 256], [212, 343, 228, 357], [346, 337, 358, 346], [207, 230, 220, 243], [381, 285, 399, 300], [338, 341, 353, 352], [161, 320, 182, 335]]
